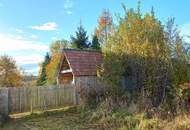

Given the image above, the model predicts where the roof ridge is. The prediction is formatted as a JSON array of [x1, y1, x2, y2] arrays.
[[63, 48, 102, 53]]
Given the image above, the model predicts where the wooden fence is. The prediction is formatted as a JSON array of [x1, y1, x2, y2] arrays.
[[0, 85, 77, 114]]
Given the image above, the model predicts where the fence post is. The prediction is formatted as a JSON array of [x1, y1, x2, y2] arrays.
[[30, 88, 33, 114], [0, 88, 9, 125], [73, 85, 79, 105]]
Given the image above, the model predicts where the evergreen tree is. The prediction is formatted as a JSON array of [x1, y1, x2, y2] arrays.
[[91, 34, 101, 50], [71, 24, 89, 49], [44, 52, 51, 64], [37, 52, 51, 86]]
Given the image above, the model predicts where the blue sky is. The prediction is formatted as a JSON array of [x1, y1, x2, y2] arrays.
[[0, 0, 190, 75]]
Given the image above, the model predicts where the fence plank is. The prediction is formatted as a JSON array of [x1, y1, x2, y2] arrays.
[[8, 85, 76, 114]]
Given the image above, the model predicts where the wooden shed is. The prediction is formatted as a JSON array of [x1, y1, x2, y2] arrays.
[[57, 49, 103, 86]]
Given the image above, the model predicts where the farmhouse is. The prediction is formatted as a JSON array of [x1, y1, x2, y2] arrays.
[[57, 49, 103, 86]]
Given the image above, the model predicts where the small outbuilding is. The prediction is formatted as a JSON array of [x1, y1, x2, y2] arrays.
[[57, 49, 103, 86]]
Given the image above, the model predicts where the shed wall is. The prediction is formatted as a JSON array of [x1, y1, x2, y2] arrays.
[[75, 76, 97, 88], [59, 73, 73, 85]]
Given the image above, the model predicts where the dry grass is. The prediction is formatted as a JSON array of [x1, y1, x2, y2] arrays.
[[1, 106, 105, 130], [161, 114, 190, 130], [1, 106, 190, 130]]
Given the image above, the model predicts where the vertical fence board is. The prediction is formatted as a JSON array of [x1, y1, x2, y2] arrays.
[[8, 85, 76, 114]]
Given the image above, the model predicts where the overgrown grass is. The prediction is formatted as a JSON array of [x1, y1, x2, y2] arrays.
[[161, 114, 190, 130], [2, 106, 91, 130], [85, 104, 161, 130], [2, 105, 190, 130]]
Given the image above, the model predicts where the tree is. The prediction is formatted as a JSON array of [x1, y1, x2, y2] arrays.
[[0, 55, 22, 87], [37, 53, 51, 86], [46, 53, 61, 85], [101, 4, 173, 107], [50, 39, 69, 53], [100, 3, 190, 111], [91, 34, 101, 50], [22, 74, 37, 87], [46, 40, 67, 85], [71, 24, 89, 49], [95, 9, 113, 44]]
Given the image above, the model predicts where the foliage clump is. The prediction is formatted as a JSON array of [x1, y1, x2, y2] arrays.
[[0, 55, 22, 87], [99, 3, 190, 115], [46, 40, 69, 85]]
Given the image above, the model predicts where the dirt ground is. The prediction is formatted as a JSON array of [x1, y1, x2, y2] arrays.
[[1, 107, 105, 130]]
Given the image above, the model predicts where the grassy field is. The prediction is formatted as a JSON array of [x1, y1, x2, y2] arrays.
[[2, 106, 106, 130], [2, 106, 190, 130]]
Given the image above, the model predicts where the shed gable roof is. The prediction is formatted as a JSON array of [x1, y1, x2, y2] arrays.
[[63, 49, 103, 76]]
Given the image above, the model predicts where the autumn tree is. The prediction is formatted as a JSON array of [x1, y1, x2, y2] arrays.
[[164, 18, 188, 85], [0, 55, 22, 87], [50, 39, 69, 53], [100, 2, 190, 113], [165, 18, 190, 109], [95, 9, 113, 45], [71, 24, 89, 49], [46, 40, 68, 85], [101, 4, 175, 107], [37, 53, 51, 86]]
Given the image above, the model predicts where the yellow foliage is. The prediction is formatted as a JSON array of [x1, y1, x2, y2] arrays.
[[46, 53, 61, 85], [0, 55, 23, 87]]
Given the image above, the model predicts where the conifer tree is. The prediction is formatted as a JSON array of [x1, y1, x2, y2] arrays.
[[37, 52, 51, 86], [91, 34, 101, 50], [71, 24, 89, 49]]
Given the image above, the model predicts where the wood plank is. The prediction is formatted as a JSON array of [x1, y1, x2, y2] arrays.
[[8, 84, 79, 114]]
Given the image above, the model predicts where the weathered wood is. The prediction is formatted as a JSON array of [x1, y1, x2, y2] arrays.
[[8, 85, 76, 114], [0, 76, 105, 116], [0, 88, 9, 117]]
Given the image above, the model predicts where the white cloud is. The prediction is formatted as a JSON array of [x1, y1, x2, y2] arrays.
[[66, 10, 72, 15], [0, 33, 48, 75], [8, 34, 23, 40], [180, 22, 190, 43], [64, 0, 73, 15], [64, 0, 73, 9], [15, 29, 24, 34], [30, 22, 57, 31], [15, 54, 44, 65], [0, 34, 48, 53], [31, 34, 38, 39]]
